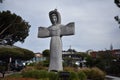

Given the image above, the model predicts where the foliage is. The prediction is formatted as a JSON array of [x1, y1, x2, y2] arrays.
[[85, 55, 95, 67], [114, 0, 120, 8], [22, 70, 48, 79], [0, 47, 34, 61], [108, 61, 120, 76], [42, 49, 50, 64], [6, 73, 22, 78], [63, 67, 75, 72], [42, 49, 50, 58], [26, 62, 48, 70], [0, 10, 31, 45], [34, 62, 48, 70], [0, 0, 3, 3], [22, 69, 57, 80], [0, 65, 6, 71], [114, 0, 120, 28], [78, 68, 91, 79], [78, 71, 87, 80], [14, 48, 35, 60], [48, 72, 58, 80], [5, 67, 106, 80], [21, 66, 35, 73], [63, 57, 72, 67], [69, 71, 79, 80], [1, 78, 37, 80], [27, 62, 37, 66], [42, 60, 49, 67], [90, 67, 106, 80], [86, 50, 115, 70], [0, 47, 22, 61], [96, 51, 114, 70], [85, 50, 120, 76], [80, 67, 105, 80]]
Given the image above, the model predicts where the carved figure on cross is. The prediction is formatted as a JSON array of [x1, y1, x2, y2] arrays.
[[38, 9, 75, 71]]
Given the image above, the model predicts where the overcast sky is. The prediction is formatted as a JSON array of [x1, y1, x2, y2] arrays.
[[0, 0, 120, 53]]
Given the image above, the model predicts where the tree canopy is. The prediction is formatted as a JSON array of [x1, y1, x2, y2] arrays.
[[114, 0, 120, 8], [0, 0, 3, 3], [114, 0, 120, 28], [0, 10, 31, 45], [42, 49, 50, 58], [0, 47, 35, 62]]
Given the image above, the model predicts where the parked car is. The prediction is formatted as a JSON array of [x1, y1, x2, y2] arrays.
[[10, 60, 25, 71]]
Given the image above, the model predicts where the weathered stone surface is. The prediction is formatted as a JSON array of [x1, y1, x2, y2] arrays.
[[38, 9, 75, 71]]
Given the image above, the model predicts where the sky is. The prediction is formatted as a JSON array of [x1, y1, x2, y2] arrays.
[[0, 0, 120, 53]]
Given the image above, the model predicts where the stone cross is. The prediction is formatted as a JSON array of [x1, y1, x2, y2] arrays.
[[38, 9, 75, 71]]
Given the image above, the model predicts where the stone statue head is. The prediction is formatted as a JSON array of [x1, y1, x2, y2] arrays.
[[49, 9, 61, 25]]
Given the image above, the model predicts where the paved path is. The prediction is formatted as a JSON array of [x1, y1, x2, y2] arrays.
[[106, 75, 120, 80], [0, 71, 17, 78]]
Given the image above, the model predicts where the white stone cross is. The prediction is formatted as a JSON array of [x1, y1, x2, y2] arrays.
[[38, 9, 75, 71]]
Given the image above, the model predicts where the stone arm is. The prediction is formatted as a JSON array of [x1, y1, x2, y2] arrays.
[[38, 27, 50, 38], [60, 22, 75, 36]]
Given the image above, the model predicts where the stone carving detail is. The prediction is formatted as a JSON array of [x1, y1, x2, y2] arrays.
[[38, 9, 75, 71]]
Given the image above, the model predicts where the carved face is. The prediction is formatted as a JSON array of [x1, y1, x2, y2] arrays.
[[51, 14, 57, 24], [49, 9, 61, 25]]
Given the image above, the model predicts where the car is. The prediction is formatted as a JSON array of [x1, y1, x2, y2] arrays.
[[10, 60, 25, 71]]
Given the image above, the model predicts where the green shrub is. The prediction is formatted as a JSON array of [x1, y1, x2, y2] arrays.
[[79, 68, 91, 79], [27, 61, 48, 70], [78, 71, 87, 80], [48, 72, 58, 80], [0, 66, 7, 72], [6, 73, 22, 78], [22, 70, 48, 79], [21, 66, 35, 73], [43, 60, 49, 67], [27, 62, 36, 66], [64, 67, 75, 72], [90, 67, 105, 80], [21, 67, 105, 80], [35, 62, 48, 70], [79, 67, 105, 80], [69, 71, 79, 80]]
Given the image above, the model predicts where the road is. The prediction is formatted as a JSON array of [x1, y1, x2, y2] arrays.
[[106, 75, 120, 80]]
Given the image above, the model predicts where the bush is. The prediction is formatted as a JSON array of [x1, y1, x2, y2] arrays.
[[22, 70, 48, 79], [48, 72, 58, 80], [90, 67, 105, 80], [64, 67, 75, 72], [6, 73, 22, 78], [79, 68, 91, 79], [35, 62, 48, 70], [78, 71, 87, 80], [27, 62, 48, 70], [21, 66, 35, 73], [79, 67, 105, 80], [27, 62, 36, 66], [69, 71, 79, 80], [21, 67, 105, 80]]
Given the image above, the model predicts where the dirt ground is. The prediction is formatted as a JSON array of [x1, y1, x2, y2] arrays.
[[0, 78, 37, 80]]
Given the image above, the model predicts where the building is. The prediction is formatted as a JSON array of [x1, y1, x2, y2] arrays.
[[89, 49, 120, 60], [32, 53, 45, 62], [62, 48, 86, 67]]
